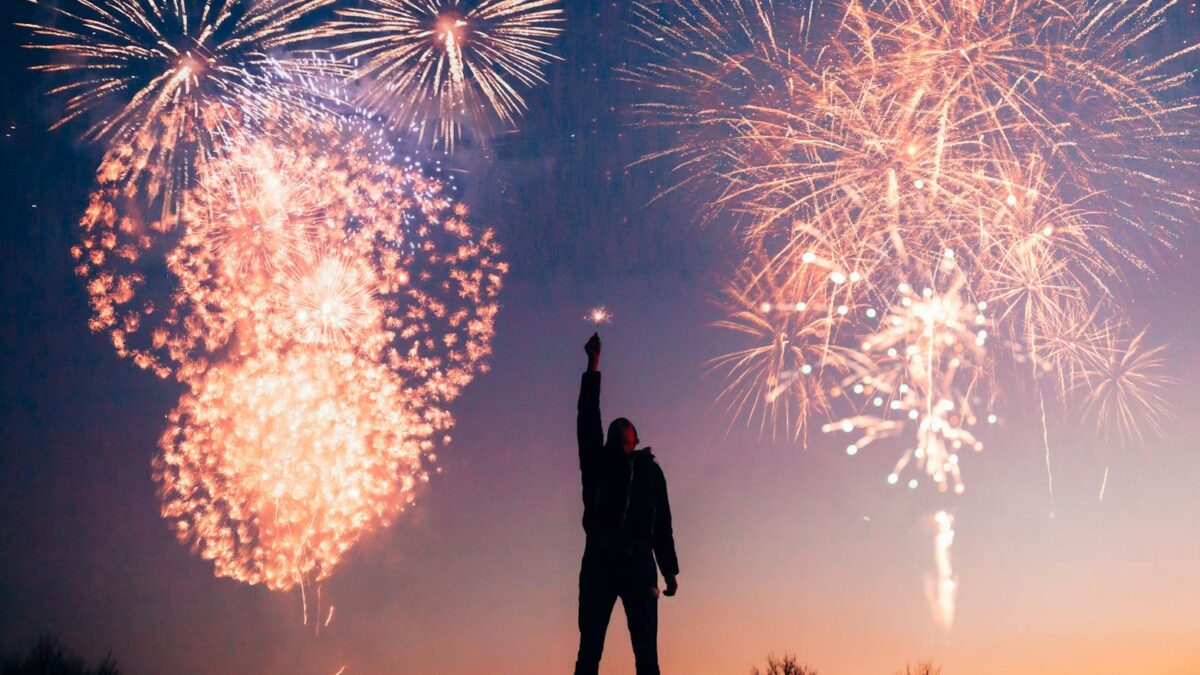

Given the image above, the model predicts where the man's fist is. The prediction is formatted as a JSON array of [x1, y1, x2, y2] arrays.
[[585, 332, 601, 371], [663, 575, 678, 597]]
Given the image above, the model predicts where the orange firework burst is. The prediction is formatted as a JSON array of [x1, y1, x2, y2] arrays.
[[311, 0, 564, 148], [71, 111, 507, 591], [72, 115, 506, 387], [155, 347, 433, 591], [636, 0, 1197, 495], [284, 253, 382, 348]]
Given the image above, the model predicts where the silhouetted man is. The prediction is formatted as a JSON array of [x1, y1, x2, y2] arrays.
[[574, 332, 679, 675]]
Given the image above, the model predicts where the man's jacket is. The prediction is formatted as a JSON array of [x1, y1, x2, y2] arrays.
[[577, 371, 679, 578]]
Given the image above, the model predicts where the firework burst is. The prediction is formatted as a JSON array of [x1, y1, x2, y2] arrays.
[[154, 346, 433, 591], [313, 0, 564, 148], [823, 274, 991, 495], [70, 111, 508, 591], [636, 0, 1196, 492], [72, 115, 506, 388], [1070, 325, 1174, 448], [21, 0, 338, 204]]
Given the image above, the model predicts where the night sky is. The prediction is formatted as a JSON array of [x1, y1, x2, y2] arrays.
[[3, 2, 1200, 674]]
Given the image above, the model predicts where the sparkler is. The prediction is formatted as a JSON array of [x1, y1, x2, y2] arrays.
[[586, 306, 612, 325], [312, 0, 564, 148]]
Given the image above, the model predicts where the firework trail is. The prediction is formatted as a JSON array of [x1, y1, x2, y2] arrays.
[[305, 0, 564, 149], [925, 510, 957, 634], [20, 0, 342, 206]]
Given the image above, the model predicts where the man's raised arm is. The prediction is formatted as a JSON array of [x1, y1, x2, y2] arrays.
[[577, 333, 603, 468]]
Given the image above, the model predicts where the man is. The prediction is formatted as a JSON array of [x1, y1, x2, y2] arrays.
[[574, 332, 679, 675]]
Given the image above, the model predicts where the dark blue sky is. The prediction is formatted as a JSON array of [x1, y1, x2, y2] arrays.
[[3, 2, 1200, 674]]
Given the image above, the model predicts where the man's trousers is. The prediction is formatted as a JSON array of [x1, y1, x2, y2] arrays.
[[573, 543, 660, 675]]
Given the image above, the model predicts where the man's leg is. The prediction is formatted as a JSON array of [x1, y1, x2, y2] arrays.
[[575, 550, 618, 675], [620, 552, 660, 675]]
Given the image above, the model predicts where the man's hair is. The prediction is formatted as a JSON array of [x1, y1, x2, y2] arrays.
[[605, 417, 639, 451]]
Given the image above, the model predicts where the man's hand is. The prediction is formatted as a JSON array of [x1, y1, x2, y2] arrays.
[[585, 332, 601, 372], [663, 575, 678, 597]]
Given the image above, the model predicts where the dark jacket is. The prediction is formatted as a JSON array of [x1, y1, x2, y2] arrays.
[[577, 371, 679, 578]]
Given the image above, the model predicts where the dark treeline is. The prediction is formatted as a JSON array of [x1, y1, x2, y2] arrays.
[[4, 638, 945, 674], [1, 636, 117, 675]]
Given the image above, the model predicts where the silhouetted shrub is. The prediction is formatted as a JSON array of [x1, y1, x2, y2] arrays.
[[751, 654, 818, 675], [895, 663, 941, 675], [1, 635, 118, 675]]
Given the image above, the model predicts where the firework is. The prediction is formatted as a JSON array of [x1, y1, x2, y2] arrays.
[[154, 346, 433, 591], [822, 273, 990, 494], [1070, 325, 1174, 448], [21, 0, 338, 204], [71, 111, 508, 590], [72, 115, 507, 390], [636, 0, 1195, 486], [710, 246, 872, 441], [284, 253, 382, 348], [312, 0, 564, 148]]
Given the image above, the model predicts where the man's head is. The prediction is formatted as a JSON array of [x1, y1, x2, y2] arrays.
[[606, 417, 639, 454]]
